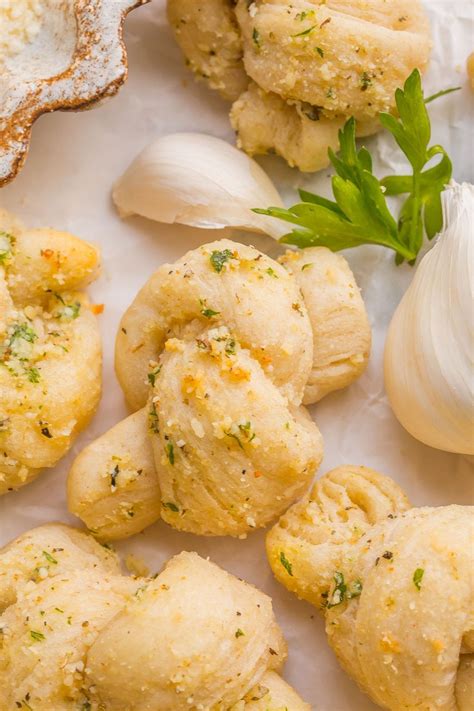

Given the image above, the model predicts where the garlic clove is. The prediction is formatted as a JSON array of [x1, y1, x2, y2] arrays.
[[384, 181, 474, 456], [112, 133, 288, 239]]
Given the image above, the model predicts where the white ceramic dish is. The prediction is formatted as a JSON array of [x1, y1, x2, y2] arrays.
[[0, 0, 148, 186]]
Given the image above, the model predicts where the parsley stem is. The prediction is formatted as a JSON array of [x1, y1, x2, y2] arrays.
[[424, 86, 461, 104], [394, 240, 417, 262], [410, 169, 422, 255]]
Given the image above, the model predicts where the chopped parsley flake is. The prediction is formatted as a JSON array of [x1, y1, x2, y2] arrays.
[[349, 579, 363, 598], [210, 249, 233, 273], [252, 27, 261, 48], [224, 421, 255, 449], [162, 501, 179, 512], [200, 299, 220, 319], [30, 630, 45, 642], [327, 573, 363, 608], [148, 366, 161, 387], [327, 571, 346, 608], [27, 367, 41, 383], [224, 429, 243, 449], [110, 464, 120, 491], [42, 550, 58, 565], [10, 323, 37, 345], [296, 10, 315, 21], [279, 551, 293, 576], [315, 46, 324, 57], [149, 402, 160, 434], [239, 421, 256, 442], [413, 568, 424, 590], [165, 441, 175, 465], [266, 267, 278, 278], [62, 302, 81, 320], [292, 24, 317, 37], [225, 338, 236, 355], [361, 71, 372, 91], [235, 628, 245, 638], [0, 231, 14, 264], [301, 103, 321, 121]]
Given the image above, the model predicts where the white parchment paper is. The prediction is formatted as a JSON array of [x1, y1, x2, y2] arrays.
[[1, 2, 473, 708]]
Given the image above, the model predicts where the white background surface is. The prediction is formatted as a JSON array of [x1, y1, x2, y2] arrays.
[[1, 1, 473, 709]]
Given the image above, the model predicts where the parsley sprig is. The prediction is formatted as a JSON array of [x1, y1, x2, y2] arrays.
[[255, 70, 458, 264]]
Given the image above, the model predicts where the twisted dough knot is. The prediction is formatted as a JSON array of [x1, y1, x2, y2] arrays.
[[0, 208, 101, 494], [267, 466, 474, 710], [167, 0, 431, 170], [0, 524, 310, 710], [68, 239, 370, 540]]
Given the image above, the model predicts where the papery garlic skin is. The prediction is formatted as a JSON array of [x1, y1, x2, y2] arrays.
[[112, 132, 288, 239], [384, 182, 474, 455]]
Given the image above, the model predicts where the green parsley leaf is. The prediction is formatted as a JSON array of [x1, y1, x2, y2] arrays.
[[235, 628, 245, 638], [266, 267, 278, 278], [210, 249, 233, 273], [279, 551, 293, 576], [30, 630, 46, 642], [413, 568, 424, 590], [256, 69, 455, 264]]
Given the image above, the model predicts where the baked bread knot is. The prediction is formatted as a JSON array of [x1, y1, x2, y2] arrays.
[[68, 239, 370, 540], [0, 524, 310, 710], [168, 0, 431, 171], [0, 209, 101, 494], [267, 466, 474, 711]]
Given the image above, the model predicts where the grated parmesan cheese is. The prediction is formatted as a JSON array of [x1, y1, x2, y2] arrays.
[[0, 0, 44, 57]]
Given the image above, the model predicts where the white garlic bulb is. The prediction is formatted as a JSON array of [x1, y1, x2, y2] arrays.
[[112, 132, 287, 239], [384, 182, 474, 455]]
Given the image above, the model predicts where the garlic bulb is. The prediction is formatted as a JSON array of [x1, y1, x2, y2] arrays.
[[384, 182, 474, 455], [112, 133, 287, 239]]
